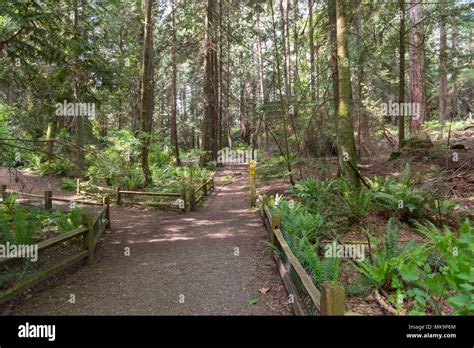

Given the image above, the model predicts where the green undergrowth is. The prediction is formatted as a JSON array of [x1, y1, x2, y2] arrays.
[[263, 162, 472, 314], [0, 195, 84, 245]]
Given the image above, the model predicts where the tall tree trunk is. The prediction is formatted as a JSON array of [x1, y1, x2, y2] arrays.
[[181, 88, 188, 148], [73, 3, 84, 172], [45, 119, 56, 161], [292, 0, 299, 123], [226, 2, 232, 149], [336, 0, 359, 186], [309, 0, 316, 104], [398, 0, 406, 148], [439, 0, 447, 127], [280, 0, 291, 101], [329, 0, 339, 126], [256, 11, 268, 148], [450, 28, 458, 120], [218, 0, 223, 154], [290, 0, 302, 173], [408, 0, 427, 134], [202, 0, 218, 164], [74, 84, 85, 172], [140, 0, 154, 185], [170, 0, 181, 166], [118, 27, 124, 130], [355, 11, 370, 157], [239, 68, 250, 145], [212, 14, 220, 160]]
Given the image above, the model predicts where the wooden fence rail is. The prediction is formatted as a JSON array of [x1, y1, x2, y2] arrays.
[[0, 188, 110, 304], [2, 186, 103, 206], [77, 176, 215, 212], [257, 191, 346, 316]]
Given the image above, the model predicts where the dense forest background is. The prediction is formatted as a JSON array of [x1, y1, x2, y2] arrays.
[[0, 0, 473, 316], [0, 0, 472, 184]]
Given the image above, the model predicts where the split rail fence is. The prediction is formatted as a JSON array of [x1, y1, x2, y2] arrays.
[[257, 191, 346, 316], [76, 176, 215, 212], [0, 185, 110, 304]]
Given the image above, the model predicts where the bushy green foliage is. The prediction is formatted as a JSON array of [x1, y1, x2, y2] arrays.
[[291, 176, 372, 231], [181, 148, 206, 161], [365, 165, 455, 222], [0, 105, 25, 166], [341, 188, 372, 223], [84, 132, 213, 192], [256, 155, 290, 181], [30, 155, 77, 177], [0, 195, 84, 244], [290, 177, 342, 232], [150, 163, 213, 193], [0, 195, 38, 244], [60, 178, 77, 191], [407, 220, 474, 315], [297, 236, 341, 286], [291, 177, 333, 213], [150, 143, 173, 167], [280, 169, 469, 313], [272, 198, 324, 243], [372, 181, 425, 219], [428, 199, 455, 219], [269, 196, 340, 286], [49, 208, 84, 234], [365, 171, 424, 220], [353, 219, 401, 289], [86, 130, 144, 189], [353, 219, 474, 315]]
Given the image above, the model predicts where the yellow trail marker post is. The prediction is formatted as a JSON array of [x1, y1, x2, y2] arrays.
[[250, 160, 256, 207]]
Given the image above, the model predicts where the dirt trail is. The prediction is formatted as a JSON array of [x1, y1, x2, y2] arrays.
[[6, 166, 292, 315]]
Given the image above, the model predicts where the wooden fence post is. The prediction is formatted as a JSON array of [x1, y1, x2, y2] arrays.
[[180, 188, 187, 212], [271, 214, 280, 230], [189, 186, 196, 211], [44, 191, 53, 210], [103, 196, 111, 229], [203, 178, 207, 196], [76, 179, 80, 195], [1, 185, 7, 201], [116, 187, 121, 205], [270, 214, 280, 245], [250, 182, 256, 207], [260, 195, 268, 221], [320, 281, 346, 315], [82, 213, 94, 266]]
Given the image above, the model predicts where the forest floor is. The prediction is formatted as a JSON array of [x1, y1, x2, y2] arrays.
[[1, 166, 292, 315]]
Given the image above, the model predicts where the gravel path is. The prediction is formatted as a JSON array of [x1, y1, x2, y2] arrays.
[[7, 166, 292, 315]]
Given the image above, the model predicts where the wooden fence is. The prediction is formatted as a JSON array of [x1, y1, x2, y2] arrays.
[[0, 187, 110, 304], [76, 176, 215, 212], [257, 192, 346, 316]]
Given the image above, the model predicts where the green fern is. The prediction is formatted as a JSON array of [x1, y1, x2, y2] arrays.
[[352, 220, 401, 289], [323, 255, 341, 282], [299, 239, 325, 283], [347, 274, 377, 296], [400, 162, 412, 186], [384, 218, 399, 259], [342, 188, 372, 222]]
